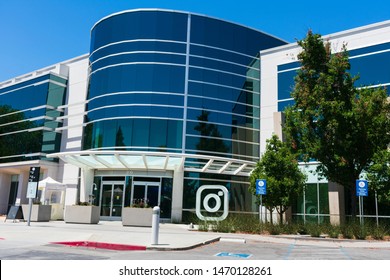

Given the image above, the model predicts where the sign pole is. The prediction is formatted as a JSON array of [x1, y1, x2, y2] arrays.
[[27, 198, 33, 226], [359, 196, 364, 226], [255, 179, 267, 223], [356, 179, 368, 226], [375, 190, 379, 227], [26, 166, 40, 226], [260, 194, 263, 223]]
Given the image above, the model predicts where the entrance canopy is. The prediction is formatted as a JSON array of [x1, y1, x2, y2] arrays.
[[47, 151, 255, 176]]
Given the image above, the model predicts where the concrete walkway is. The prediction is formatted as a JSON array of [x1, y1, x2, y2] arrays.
[[1, 217, 389, 251]]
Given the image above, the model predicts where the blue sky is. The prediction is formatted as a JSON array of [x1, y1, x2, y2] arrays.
[[0, 0, 389, 81]]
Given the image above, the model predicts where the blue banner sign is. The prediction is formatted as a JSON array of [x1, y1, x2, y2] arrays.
[[356, 180, 368, 197], [256, 179, 267, 195]]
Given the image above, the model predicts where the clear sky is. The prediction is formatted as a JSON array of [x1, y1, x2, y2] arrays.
[[0, 0, 389, 82]]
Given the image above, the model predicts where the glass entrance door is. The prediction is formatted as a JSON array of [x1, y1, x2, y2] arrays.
[[131, 182, 161, 208], [100, 183, 124, 218]]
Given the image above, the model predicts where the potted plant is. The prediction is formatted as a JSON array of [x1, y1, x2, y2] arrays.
[[122, 199, 153, 227], [64, 202, 100, 224], [21, 201, 52, 222]]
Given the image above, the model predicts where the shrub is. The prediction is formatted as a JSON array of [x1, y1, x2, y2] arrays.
[[266, 223, 282, 235], [306, 223, 322, 237], [198, 221, 210, 232], [324, 224, 341, 239]]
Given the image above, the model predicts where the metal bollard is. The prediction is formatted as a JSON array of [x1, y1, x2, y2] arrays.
[[151, 206, 160, 245]]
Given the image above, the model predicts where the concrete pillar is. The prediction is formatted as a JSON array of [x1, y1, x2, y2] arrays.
[[17, 171, 29, 205], [273, 112, 285, 141], [284, 207, 292, 224], [80, 169, 94, 203], [0, 173, 11, 214], [328, 181, 345, 225], [171, 167, 184, 223]]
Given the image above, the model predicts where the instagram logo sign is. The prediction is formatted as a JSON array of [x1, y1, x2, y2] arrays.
[[195, 185, 229, 221]]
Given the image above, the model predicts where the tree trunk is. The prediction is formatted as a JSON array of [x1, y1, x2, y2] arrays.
[[279, 206, 284, 225], [350, 187, 357, 219], [279, 211, 283, 225]]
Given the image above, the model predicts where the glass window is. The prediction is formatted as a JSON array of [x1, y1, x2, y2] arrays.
[[149, 119, 168, 148], [88, 64, 185, 99], [187, 96, 256, 116], [185, 135, 259, 158], [188, 81, 258, 103], [0, 83, 49, 112], [91, 11, 188, 51], [182, 172, 252, 212], [91, 41, 186, 62], [278, 70, 297, 101], [189, 67, 257, 89], [350, 52, 390, 86], [305, 183, 318, 223], [83, 119, 183, 150], [189, 55, 256, 75], [278, 99, 295, 112], [161, 178, 173, 219], [349, 42, 390, 57], [0, 75, 66, 162], [88, 93, 184, 109], [0, 130, 43, 163], [131, 119, 150, 147], [187, 108, 258, 129], [319, 183, 329, 215], [190, 15, 284, 55], [186, 120, 259, 143], [87, 105, 183, 121], [91, 52, 186, 72]]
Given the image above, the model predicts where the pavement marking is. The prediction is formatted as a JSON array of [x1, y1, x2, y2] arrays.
[[219, 237, 246, 243], [283, 243, 296, 260], [50, 241, 146, 251], [215, 252, 252, 259], [339, 247, 353, 260]]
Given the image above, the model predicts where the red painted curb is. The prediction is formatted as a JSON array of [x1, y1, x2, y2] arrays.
[[51, 241, 146, 251]]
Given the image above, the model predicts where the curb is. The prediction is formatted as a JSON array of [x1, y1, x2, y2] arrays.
[[50, 241, 147, 251], [268, 234, 390, 244], [146, 237, 221, 251]]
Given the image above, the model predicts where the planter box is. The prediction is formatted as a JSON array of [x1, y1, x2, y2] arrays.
[[21, 204, 52, 222], [65, 205, 100, 224], [122, 207, 153, 227]]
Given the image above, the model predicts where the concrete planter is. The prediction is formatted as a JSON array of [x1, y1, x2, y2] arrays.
[[122, 207, 153, 227], [65, 205, 100, 224], [21, 204, 52, 222]]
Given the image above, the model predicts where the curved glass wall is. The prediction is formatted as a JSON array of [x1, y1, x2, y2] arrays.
[[84, 10, 189, 152], [84, 10, 285, 159], [187, 15, 283, 161]]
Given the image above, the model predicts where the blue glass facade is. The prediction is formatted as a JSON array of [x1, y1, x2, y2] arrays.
[[277, 42, 390, 112], [84, 10, 285, 162], [0, 74, 66, 163], [83, 10, 286, 216]]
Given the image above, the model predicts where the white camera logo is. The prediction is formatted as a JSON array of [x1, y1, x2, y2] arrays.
[[196, 185, 229, 221]]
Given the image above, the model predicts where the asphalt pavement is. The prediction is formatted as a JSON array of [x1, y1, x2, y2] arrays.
[[1, 216, 390, 252]]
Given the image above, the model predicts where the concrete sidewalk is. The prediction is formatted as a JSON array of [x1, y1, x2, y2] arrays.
[[1, 217, 389, 251]]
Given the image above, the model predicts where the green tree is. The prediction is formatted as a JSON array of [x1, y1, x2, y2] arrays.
[[283, 31, 390, 217], [249, 134, 306, 224], [366, 149, 390, 203]]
